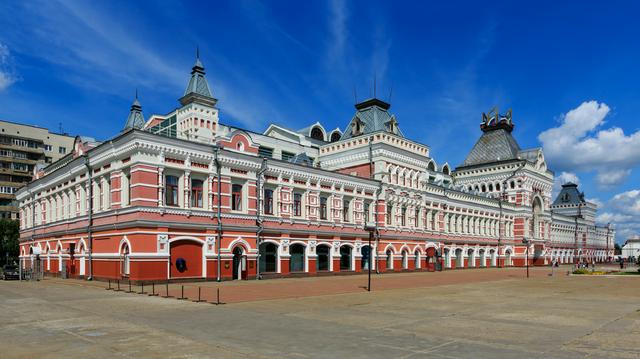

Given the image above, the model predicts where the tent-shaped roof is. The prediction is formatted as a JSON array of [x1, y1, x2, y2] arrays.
[[552, 182, 585, 206], [340, 98, 404, 140], [460, 128, 522, 167]]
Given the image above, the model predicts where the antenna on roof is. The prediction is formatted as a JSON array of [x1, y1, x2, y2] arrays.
[[388, 80, 394, 103], [373, 72, 377, 98], [135, 88, 138, 100], [353, 85, 358, 105], [196, 45, 200, 59], [59, 122, 63, 134]]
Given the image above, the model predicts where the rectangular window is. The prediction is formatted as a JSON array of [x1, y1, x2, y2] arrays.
[[386, 205, 392, 225], [401, 207, 407, 226], [343, 200, 350, 222], [258, 146, 274, 158], [264, 188, 273, 215], [165, 175, 179, 206], [58, 147, 66, 154], [293, 193, 302, 217], [191, 179, 203, 208], [364, 202, 370, 223], [320, 196, 327, 220], [13, 163, 28, 171], [44, 144, 52, 151], [281, 151, 295, 161], [415, 208, 420, 227], [232, 184, 243, 211]]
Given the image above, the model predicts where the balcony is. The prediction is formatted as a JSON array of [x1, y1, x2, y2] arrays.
[[0, 204, 18, 213], [0, 143, 45, 155], [0, 167, 32, 178]]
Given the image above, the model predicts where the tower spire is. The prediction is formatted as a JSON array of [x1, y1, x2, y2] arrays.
[[179, 48, 216, 107], [123, 90, 145, 131]]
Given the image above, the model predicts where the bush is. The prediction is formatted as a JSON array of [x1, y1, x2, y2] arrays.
[[572, 268, 590, 275]]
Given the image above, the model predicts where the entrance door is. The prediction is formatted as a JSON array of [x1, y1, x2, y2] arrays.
[[79, 250, 85, 276], [232, 247, 244, 280]]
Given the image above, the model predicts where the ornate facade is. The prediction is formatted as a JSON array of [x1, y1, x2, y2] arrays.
[[16, 56, 615, 281]]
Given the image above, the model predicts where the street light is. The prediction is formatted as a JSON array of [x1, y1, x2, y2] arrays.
[[364, 222, 377, 292], [522, 237, 530, 278]]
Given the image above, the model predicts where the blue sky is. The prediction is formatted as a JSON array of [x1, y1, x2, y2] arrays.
[[1, 0, 639, 242]]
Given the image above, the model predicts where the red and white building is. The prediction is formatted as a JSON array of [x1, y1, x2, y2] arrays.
[[16, 56, 615, 281]]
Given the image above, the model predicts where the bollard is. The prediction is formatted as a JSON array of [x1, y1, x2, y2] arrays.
[[149, 282, 158, 297], [217, 288, 220, 305], [177, 285, 187, 300], [162, 281, 173, 298], [193, 287, 205, 303]]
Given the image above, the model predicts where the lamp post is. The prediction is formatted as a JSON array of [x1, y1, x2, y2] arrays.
[[522, 237, 530, 278], [364, 222, 376, 292]]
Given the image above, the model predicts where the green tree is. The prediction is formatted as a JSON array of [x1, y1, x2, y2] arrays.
[[0, 219, 20, 266], [614, 243, 622, 256]]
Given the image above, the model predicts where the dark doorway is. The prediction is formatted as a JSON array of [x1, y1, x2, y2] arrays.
[[232, 247, 244, 280], [316, 245, 330, 271]]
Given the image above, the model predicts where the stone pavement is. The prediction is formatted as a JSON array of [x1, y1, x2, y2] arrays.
[[1, 267, 639, 358]]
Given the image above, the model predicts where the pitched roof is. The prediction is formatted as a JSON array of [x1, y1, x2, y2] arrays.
[[179, 53, 217, 107], [340, 98, 404, 140], [552, 182, 585, 206], [289, 152, 314, 166], [123, 95, 145, 131], [460, 128, 521, 167]]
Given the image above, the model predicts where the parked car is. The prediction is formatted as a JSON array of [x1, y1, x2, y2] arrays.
[[2, 265, 19, 280]]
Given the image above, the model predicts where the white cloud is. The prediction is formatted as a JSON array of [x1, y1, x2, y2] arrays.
[[552, 171, 580, 197], [609, 190, 640, 215], [597, 189, 640, 242], [0, 43, 17, 91], [1, 0, 283, 130], [327, 0, 348, 67], [587, 197, 603, 208], [539, 101, 640, 189]]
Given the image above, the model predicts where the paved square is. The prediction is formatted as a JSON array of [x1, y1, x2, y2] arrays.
[[1, 268, 639, 358]]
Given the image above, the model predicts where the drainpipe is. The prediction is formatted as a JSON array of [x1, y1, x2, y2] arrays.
[[83, 154, 93, 280], [256, 158, 268, 280], [214, 146, 222, 282]]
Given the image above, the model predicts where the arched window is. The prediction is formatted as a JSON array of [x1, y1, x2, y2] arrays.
[[361, 245, 371, 270], [121, 243, 130, 277], [310, 126, 324, 141], [386, 249, 393, 269], [330, 131, 341, 142], [442, 164, 450, 175]]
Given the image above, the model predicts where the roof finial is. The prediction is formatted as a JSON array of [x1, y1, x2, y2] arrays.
[[373, 72, 377, 98], [196, 45, 200, 60], [135, 88, 138, 100]]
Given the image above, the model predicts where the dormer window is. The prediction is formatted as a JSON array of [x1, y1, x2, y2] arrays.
[[385, 117, 398, 134], [562, 193, 570, 202], [351, 118, 364, 136]]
